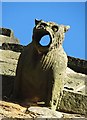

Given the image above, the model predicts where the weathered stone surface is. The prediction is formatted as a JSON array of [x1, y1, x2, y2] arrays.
[[0, 100, 63, 118], [65, 67, 86, 95], [0, 28, 19, 45], [58, 90, 87, 115], [0, 100, 32, 118], [0, 49, 20, 100], [1, 75, 15, 100], [0, 49, 20, 76], [0, 100, 86, 119], [0, 50, 20, 100], [1, 43, 24, 52], [2, 43, 25, 52], [0, 28, 11, 37], [58, 68, 87, 115], [68, 56, 87, 75]]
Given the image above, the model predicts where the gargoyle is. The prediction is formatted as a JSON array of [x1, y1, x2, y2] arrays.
[[13, 19, 70, 110]]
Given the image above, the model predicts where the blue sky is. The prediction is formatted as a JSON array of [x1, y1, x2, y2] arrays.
[[2, 2, 85, 59]]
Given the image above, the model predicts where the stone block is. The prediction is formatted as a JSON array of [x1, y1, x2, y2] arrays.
[[58, 90, 87, 115]]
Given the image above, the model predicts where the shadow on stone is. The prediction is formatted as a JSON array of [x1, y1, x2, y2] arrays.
[[1, 74, 15, 101], [68, 56, 87, 75], [0, 28, 11, 37]]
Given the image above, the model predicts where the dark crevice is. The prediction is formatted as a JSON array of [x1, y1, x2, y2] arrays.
[[0, 28, 11, 37]]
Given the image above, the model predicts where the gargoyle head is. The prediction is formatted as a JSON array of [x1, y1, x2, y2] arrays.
[[32, 19, 70, 54]]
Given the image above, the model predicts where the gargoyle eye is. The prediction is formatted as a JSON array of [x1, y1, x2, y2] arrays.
[[52, 25, 59, 32]]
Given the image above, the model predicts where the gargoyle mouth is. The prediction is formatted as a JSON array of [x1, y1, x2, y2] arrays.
[[33, 28, 52, 47]]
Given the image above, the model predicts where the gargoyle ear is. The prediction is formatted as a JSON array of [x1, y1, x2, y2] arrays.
[[64, 25, 70, 32], [35, 19, 42, 25]]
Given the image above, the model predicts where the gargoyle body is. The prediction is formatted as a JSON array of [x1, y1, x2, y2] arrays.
[[13, 19, 70, 110]]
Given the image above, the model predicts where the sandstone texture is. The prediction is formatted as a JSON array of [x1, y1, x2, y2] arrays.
[[0, 28, 19, 45], [0, 49, 20, 76], [0, 100, 86, 119], [0, 28, 87, 119]]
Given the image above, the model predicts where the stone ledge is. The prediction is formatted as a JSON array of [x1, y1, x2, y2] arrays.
[[0, 28, 20, 45], [0, 49, 20, 76], [2, 43, 24, 52], [0, 100, 86, 119], [58, 90, 87, 115], [68, 56, 87, 75], [65, 67, 86, 95]]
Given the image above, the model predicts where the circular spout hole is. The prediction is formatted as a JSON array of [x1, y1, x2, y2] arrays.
[[39, 35, 50, 47]]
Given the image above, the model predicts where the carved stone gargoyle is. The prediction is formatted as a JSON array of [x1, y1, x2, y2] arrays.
[[13, 19, 70, 110]]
